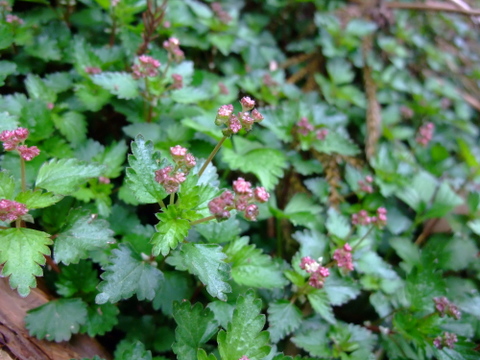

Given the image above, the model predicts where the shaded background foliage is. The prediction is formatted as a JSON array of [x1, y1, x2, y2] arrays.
[[1, 0, 480, 359]]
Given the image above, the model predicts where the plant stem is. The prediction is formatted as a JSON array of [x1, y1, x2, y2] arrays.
[[198, 136, 227, 177], [352, 225, 375, 252], [170, 192, 175, 205], [109, 13, 117, 47], [276, 218, 283, 258], [19, 156, 26, 192], [158, 199, 166, 209], [190, 215, 216, 225]]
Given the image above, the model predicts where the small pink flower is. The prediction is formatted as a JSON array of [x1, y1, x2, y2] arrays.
[[99, 176, 111, 184], [300, 256, 319, 273], [333, 243, 354, 271], [351, 210, 372, 226], [240, 96, 255, 111], [227, 115, 242, 134], [85, 67, 102, 75], [211, 2, 232, 24], [170, 145, 188, 158], [208, 190, 234, 221], [375, 207, 388, 228], [171, 74, 183, 89], [416, 122, 434, 146], [218, 83, 229, 95], [233, 178, 252, 195], [17, 145, 40, 161], [296, 117, 314, 136], [251, 109, 264, 122], [254, 187, 269, 203], [184, 153, 196, 168], [0, 199, 28, 222], [132, 55, 161, 79], [238, 356, 250, 360], [316, 129, 328, 140], [433, 297, 461, 320], [433, 332, 458, 349], [163, 37, 184, 62], [216, 104, 234, 124], [6, 14, 23, 25], [244, 204, 259, 221]]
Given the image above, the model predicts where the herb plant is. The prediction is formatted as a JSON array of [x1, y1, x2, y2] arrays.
[[1, 0, 480, 359]]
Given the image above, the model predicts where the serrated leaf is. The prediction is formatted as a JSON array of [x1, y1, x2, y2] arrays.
[[166, 243, 231, 301], [0, 228, 52, 297], [172, 301, 219, 360], [53, 111, 87, 146], [326, 207, 351, 239], [323, 272, 361, 306], [54, 209, 115, 265], [292, 326, 330, 358], [91, 72, 139, 99], [36, 158, 104, 195], [125, 135, 168, 204], [0, 112, 19, 132], [0, 60, 16, 86], [283, 193, 323, 228], [268, 300, 303, 342], [197, 349, 218, 360], [25, 74, 56, 103], [25, 298, 88, 342], [151, 206, 191, 257], [195, 215, 241, 244], [0, 170, 15, 199], [94, 141, 128, 178], [292, 229, 328, 259], [312, 132, 360, 156], [171, 87, 210, 103], [15, 190, 63, 209], [222, 138, 287, 190], [80, 303, 119, 337], [96, 244, 164, 304], [153, 271, 194, 316], [115, 340, 152, 360], [307, 289, 335, 324], [225, 237, 287, 288], [423, 182, 464, 219], [217, 290, 271, 360], [55, 261, 99, 297]]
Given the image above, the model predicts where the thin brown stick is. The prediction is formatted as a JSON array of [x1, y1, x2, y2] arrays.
[[387, 1, 480, 16]]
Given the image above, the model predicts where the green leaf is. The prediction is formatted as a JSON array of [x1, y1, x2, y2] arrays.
[[225, 237, 287, 289], [125, 135, 167, 204], [172, 301, 219, 360], [195, 215, 241, 243], [81, 303, 119, 337], [25, 74, 56, 103], [0, 112, 19, 132], [91, 72, 139, 99], [36, 158, 104, 195], [53, 111, 88, 146], [312, 132, 360, 156], [171, 87, 210, 103], [25, 298, 88, 342], [291, 326, 330, 358], [151, 206, 191, 257], [54, 209, 115, 265], [422, 182, 464, 219], [268, 300, 303, 342], [55, 261, 99, 297], [0, 60, 16, 86], [94, 141, 128, 178], [197, 349, 218, 360], [327, 58, 354, 85], [96, 244, 164, 304], [0, 228, 52, 297], [323, 272, 361, 306], [166, 243, 231, 301], [222, 138, 287, 190], [26, 35, 61, 61], [292, 229, 328, 259], [15, 190, 63, 209], [115, 340, 152, 360], [153, 271, 194, 316], [307, 289, 335, 324], [283, 193, 323, 228], [326, 207, 351, 239], [0, 170, 16, 199], [217, 290, 271, 360]]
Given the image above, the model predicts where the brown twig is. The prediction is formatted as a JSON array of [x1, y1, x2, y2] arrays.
[[137, 0, 168, 55], [387, 1, 480, 16]]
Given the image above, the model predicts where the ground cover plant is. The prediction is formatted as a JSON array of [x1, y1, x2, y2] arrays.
[[1, 0, 480, 359]]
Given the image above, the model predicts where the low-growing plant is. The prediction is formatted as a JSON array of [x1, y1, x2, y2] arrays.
[[1, 0, 480, 360]]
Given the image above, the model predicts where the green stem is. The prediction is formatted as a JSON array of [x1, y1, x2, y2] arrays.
[[191, 215, 216, 226], [15, 218, 21, 229], [170, 192, 175, 205], [198, 136, 227, 177], [158, 199, 166, 209], [19, 156, 26, 192], [352, 225, 375, 252]]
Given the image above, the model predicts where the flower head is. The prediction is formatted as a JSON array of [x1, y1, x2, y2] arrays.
[[416, 122, 434, 146], [171, 73, 183, 89], [333, 243, 354, 271], [132, 55, 161, 79], [163, 37, 185, 62], [0, 199, 28, 222], [17, 145, 40, 161], [240, 96, 255, 111], [433, 297, 461, 320], [296, 117, 314, 136], [433, 332, 458, 349]]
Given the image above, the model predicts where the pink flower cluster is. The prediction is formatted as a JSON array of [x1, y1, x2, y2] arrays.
[[214, 97, 264, 136], [218, 83, 229, 95], [208, 178, 269, 221], [358, 175, 374, 193], [333, 243, 354, 271], [6, 14, 23, 25], [0, 1, 13, 11], [0, 128, 40, 161], [211, 2, 232, 24], [171, 74, 183, 90], [300, 256, 330, 289], [238, 356, 250, 360], [295, 117, 328, 140], [132, 55, 161, 79], [85, 66, 102, 75], [154, 145, 196, 194], [416, 122, 434, 146], [433, 297, 461, 320], [433, 332, 458, 349], [163, 37, 185, 63], [0, 199, 28, 223], [351, 207, 387, 228]]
